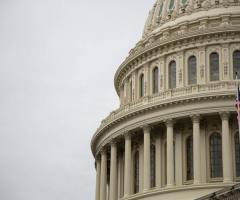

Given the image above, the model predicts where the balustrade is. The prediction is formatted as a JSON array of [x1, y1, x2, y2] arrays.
[[97, 81, 238, 134]]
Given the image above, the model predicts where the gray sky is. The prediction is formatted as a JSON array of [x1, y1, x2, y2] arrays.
[[0, 0, 155, 199]]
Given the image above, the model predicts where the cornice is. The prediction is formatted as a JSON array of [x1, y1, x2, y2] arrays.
[[91, 83, 237, 155], [94, 102, 234, 156]]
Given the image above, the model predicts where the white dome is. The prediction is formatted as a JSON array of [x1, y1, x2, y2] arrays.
[[143, 0, 240, 37]]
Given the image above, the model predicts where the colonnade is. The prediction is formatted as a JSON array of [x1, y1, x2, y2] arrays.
[[95, 112, 233, 200]]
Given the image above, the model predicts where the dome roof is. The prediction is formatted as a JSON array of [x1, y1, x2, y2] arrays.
[[143, 0, 239, 37]]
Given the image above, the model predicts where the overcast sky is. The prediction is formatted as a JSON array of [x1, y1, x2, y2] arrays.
[[0, 0, 155, 199]]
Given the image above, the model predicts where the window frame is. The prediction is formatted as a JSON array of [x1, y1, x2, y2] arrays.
[[185, 135, 194, 182], [208, 132, 223, 181], [133, 150, 140, 194], [150, 143, 156, 188], [152, 67, 159, 94], [233, 50, 240, 80], [188, 55, 197, 85], [209, 52, 220, 82], [168, 60, 177, 89], [139, 73, 145, 98]]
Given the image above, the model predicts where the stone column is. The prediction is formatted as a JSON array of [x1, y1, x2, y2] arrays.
[[192, 115, 201, 184], [220, 112, 233, 182], [100, 150, 107, 200], [143, 125, 151, 190], [110, 142, 118, 200], [124, 133, 132, 197], [155, 132, 162, 188], [95, 158, 101, 200], [175, 129, 183, 186], [166, 119, 174, 187]]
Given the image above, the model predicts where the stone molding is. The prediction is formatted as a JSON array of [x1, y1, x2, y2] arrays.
[[92, 98, 235, 156]]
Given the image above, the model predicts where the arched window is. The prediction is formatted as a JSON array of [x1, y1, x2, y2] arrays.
[[186, 135, 193, 181], [188, 56, 197, 85], [210, 52, 220, 81], [235, 132, 240, 177], [152, 67, 159, 94], [129, 80, 132, 102], [139, 74, 144, 98], [169, 61, 176, 89], [150, 144, 156, 188], [233, 50, 240, 79], [134, 151, 140, 193], [209, 133, 223, 178]]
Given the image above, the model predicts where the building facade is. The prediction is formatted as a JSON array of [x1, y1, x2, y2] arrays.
[[91, 0, 240, 199]]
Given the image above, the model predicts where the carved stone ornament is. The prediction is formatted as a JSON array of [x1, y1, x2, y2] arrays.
[[179, 69, 183, 83], [224, 62, 228, 76], [200, 65, 205, 79]]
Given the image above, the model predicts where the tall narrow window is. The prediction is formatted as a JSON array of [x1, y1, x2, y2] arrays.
[[134, 151, 140, 193], [209, 133, 223, 178], [164, 143, 167, 185], [129, 80, 132, 102], [235, 132, 240, 177], [186, 135, 193, 181], [233, 50, 240, 79], [169, 61, 176, 89], [188, 56, 197, 85], [152, 67, 159, 94], [210, 52, 220, 81], [139, 74, 144, 98], [150, 144, 156, 188]]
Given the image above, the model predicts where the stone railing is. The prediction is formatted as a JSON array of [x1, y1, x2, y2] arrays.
[[97, 81, 238, 133]]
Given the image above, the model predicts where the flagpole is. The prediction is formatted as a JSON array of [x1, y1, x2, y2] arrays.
[[236, 72, 240, 143], [238, 90, 240, 144]]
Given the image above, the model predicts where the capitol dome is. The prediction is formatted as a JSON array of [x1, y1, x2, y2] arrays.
[[142, 0, 240, 38], [92, 0, 240, 199]]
